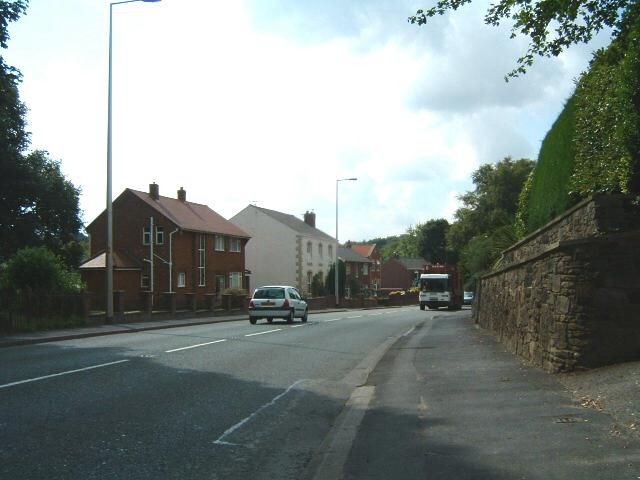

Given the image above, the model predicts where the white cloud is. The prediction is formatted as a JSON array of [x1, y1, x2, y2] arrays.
[[4, 0, 614, 242]]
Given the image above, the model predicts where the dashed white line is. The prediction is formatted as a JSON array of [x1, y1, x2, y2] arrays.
[[290, 324, 306, 328], [245, 329, 282, 337], [347, 315, 363, 319], [0, 359, 130, 390], [214, 379, 306, 446], [368, 313, 383, 316], [325, 318, 342, 322], [165, 339, 227, 353], [403, 327, 416, 337]]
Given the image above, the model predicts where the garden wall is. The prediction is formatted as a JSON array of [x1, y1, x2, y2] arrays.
[[474, 194, 640, 372]]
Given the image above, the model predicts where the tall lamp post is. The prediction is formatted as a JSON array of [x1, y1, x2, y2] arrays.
[[335, 177, 357, 307], [106, 0, 161, 323]]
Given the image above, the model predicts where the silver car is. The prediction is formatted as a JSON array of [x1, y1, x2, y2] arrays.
[[249, 286, 308, 324]]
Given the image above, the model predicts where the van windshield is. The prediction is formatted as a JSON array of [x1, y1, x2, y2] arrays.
[[420, 278, 448, 292]]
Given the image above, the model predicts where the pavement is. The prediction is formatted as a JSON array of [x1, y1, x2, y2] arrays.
[[2, 307, 638, 454], [0, 312, 251, 348]]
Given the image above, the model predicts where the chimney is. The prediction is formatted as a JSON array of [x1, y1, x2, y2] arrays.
[[177, 187, 186, 202], [304, 211, 316, 228], [149, 182, 159, 200]]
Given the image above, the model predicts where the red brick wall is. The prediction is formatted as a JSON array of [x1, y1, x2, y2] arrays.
[[381, 259, 413, 290]]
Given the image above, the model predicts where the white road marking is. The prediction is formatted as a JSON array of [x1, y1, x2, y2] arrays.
[[0, 359, 130, 390], [368, 313, 383, 316], [403, 327, 416, 337], [347, 315, 363, 319], [290, 324, 306, 328], [245, 329, 281, 337], [165, 339, 227, 353], [325, 318, 342, 322], [214, 379, 306, 446]]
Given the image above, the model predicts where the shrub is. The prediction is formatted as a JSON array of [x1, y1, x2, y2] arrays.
[[1, 246, 83, 294]]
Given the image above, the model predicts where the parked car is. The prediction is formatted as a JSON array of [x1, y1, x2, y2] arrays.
[[249, 286, 308, 324], [463, 291, 474, 305]]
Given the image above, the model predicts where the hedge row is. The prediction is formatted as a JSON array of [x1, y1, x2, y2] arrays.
[[518, 6, 640, 234]]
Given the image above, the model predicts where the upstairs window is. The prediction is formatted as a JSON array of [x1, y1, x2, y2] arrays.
[[328, 245, 333, 259], [143, 226, 151, 245], [230, 238, 241, 252], [307, 241, 312, 256], [318, 243, 323, 258], [215, 235, 225, 252], [156, 226, 164, 245]]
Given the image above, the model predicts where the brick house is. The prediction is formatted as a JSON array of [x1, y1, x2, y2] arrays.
[[348, 243, 382, 292], [230, 206, 336, 296], [80, 183, 250, 311], [338, 246, 372, 297], [380, 257, 427, 291]]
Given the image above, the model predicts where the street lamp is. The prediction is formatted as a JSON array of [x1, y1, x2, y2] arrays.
[[106, 0, 161, 323], [335, 177, 357, 307]]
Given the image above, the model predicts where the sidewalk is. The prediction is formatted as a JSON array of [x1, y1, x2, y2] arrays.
[[0, 313, 248, 348], [341, 313, 640, 479]]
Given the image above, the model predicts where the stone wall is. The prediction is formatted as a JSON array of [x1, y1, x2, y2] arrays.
[[475, 194, 640, 373]]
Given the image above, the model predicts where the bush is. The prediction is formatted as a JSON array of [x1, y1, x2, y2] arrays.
[[222, 288, 247, 296], [1, 246, 83, 294]]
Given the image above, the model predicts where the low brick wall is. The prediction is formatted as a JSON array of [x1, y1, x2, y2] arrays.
[[475, 194, 640, 372]]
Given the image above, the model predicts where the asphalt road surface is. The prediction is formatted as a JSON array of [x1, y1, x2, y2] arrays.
[[1, 308, 638, 479]]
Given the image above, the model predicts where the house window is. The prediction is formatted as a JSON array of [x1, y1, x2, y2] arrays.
[[216, 275, 226, 295], [156, 226, 164, 245], [328, 245, 333, 259], [318, 243, 323, 258], [143, 226, 151, 245], [141, 274, 150, 289], [307, 271, 313, 294], [229, 272, 242, 289], [363, 263, 369, 275], [198, 234, 206, 286], [307, 241, 312, 256], [230, 238, 241, 253], [215, 235, 225, 251], [177, 272, 186, 288]]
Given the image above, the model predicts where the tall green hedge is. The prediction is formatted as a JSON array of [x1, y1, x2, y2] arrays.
[[518, 6, 640, 234]]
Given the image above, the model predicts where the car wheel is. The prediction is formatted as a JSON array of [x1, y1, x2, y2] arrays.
[[301, 309, 308, 323], [287, 309, 294, 323], [420, 304, 425, 311], [249, 317, 257, 325], [267, 318, 273, 324]]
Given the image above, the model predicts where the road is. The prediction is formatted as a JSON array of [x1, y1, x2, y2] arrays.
[[1, 307, 638, 479]]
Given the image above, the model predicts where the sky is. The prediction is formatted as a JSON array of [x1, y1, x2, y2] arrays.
[[4, 0, 612, 243]]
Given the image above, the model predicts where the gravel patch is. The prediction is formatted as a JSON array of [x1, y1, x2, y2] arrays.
[[556, 360, 640, 439]]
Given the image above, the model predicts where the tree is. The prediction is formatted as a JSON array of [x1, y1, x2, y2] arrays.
[[415, 219, 451, 263], [447, 157, 535, 287], [409, 0, 633, 79], [447, 157, 535, 253], [1, 150, 83, 267], [325, 260, 347, 297], [0, 2, 84, 268]]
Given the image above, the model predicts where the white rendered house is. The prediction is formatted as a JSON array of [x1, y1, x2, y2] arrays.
[[230, 206, 336, 295]]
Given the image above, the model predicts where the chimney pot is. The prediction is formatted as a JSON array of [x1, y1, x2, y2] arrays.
[[149, 183, 159, 200], [178, 187, 186, 201]]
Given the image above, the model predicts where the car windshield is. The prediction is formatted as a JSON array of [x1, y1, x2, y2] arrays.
[[253, 288, 285, 299]]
